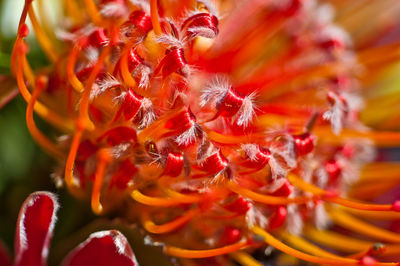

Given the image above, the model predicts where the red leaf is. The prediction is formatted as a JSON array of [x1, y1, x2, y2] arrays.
[[14, 192, 59, 266], [62, 230, 137, 266]]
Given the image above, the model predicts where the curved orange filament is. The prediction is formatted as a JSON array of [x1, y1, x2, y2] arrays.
[[66, 45, 84, 93], [26, 79, 64, 159], [27, 6, 58, 63], [287, 174, 394, 212], [143, 209, 199, 234], [13, 43, 74, 132], [327, 208, 400, 243], [91, 149, 111, 215], [83, 0, 102, 25], [150, 0, 162, 35], [79, 45, 112, 124], [64, 120, 85, 189], [230, 251, 263, 266], [340, 206, 400, 220], [164, 241, 249, 258], [63, 0, 84, 24], [120, 42, 138, 88], [251, 226, 358, 265], [304, 226, 400, 257], [251, 226, 399, 265], [280, 232, 344, 260], [131, 189, 201, 207], [227, 181, 314, 205]]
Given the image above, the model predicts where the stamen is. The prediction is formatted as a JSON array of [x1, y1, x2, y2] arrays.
[[230, 251, 263, 266], [251, 226, 359, 265], [83, 0, 102, 25], [131, 189, 201, 207], [327, 208, 400, 243], [26, 76, 64, 159], [227, 181, 314, 205], [150, 0, 162, 35], [287, 174, 395, 212], [142, 209, 198, 234], [164, 241, 250, 258], [91, 149, 111, 214], [27, 6, 58, 62]]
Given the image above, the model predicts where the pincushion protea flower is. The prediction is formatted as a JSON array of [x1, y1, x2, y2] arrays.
[[9, 0, 400, 264], [0, 191, 138, 266]]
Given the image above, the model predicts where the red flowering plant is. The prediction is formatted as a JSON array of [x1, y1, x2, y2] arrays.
[[5, 0, 400, 265], [0, 191, 138, 266]]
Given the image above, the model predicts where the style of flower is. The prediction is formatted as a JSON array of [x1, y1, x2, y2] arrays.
[[9, 0, 400, 265], [0, 191, 137, 266]]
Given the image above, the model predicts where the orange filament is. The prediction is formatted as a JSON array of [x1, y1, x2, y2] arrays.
[[131, 189, 201, 207], [327, 208, 400, 243], [143, 209, 199, 234], [287, 174, 394, 212], [230, 251, 263, 266], [26, 78, 64, 159], [64, 120, 85, 189], [150, 0, 162, 35], [27, 6, 58, 62], [340, 206, 400, 220], [83, 0, 102, 25], [304, 226, 400, 257], [79, 45, 112, 126], [13, 44, 74, 132], [91, 149, 111, 215], [164, 189, 204, 203], [280, 232, 344, 260], [66, 45, 84, 93], [120, 42, 138, 88], [251, 226, 361, 265], [164, 241, 249, 258], [227, 181, 314, 205], [63, 0, 84, 24]]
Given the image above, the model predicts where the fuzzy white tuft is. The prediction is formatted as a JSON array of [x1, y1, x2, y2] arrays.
[[200, 75, 231, 107], [100, 3, 127, 17], [235, 92, 257, 127]]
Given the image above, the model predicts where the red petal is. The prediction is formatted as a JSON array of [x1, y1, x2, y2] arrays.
[[62, 230, 137, 266], [0, 241, 12, 266], [14, 192, 59, 266]]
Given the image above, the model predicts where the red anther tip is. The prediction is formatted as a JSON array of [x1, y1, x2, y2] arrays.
[[98, 126, 137, 146], [198, 150, 228, 175], [18, 24, 29, 38], [392, 200, 400, 212], [129, 10, 153, 34], [35, 75, 48, 91], [88, 28, 108, 48], [324, 190, 339, 198], [162, 152, 184, 177], [220, 226, 241, 245], [217, 88, 245, 118], [118, 89, 144, 121], [268, 206, 287, 230], [359, 256, 376, 266], [293, 132, 315, 156], [271, 181, 293, 197], [324, 159, 342, 180], [224, 197, 252, 215], [182, 13, 219, 38]]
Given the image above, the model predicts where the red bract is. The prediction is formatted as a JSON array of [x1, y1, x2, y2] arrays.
[[62, 230, 137, 266], [1, 192, 137, 266]]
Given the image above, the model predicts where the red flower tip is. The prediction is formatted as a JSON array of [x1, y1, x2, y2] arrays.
[[293, 132, 315, 156], [15, 192, 59, 266], [392, 200, 400, 212], [62, 230, 137, 266], [268, 206, 288, 230], [18, 23, 29, 38], [359, 256, 377, 266]]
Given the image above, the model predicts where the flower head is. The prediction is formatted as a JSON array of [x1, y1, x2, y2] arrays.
[[10, 0, 400, 264]]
